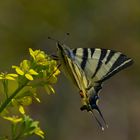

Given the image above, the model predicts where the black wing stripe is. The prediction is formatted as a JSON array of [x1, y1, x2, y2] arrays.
[[105, 50, 115, 64], [73, 48, 77, 56], [101, 57, 133, 82], [81, 48, 88, 70], [92, 49, 107, 78], [95, 84, 102, 93], [109, 54, 129, 72], [90, 48, 95, 57]]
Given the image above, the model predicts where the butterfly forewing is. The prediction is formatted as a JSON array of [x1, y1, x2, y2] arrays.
[[72, 48, 133, 83]]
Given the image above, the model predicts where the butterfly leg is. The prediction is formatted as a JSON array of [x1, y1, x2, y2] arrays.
[[51, 54, 59, 60]]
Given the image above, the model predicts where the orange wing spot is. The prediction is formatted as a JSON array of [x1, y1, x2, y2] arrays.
[[79, 90, 84, 98]]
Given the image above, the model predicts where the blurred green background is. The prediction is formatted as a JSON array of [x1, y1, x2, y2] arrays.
[[0, 0, 139, 140]]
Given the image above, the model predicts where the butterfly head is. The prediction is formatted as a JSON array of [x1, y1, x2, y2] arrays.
[[57, 42, 74, 59], [48, 33, 73, 58]]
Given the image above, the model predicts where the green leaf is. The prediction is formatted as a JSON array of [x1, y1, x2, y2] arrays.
[[22, 115, 45, 139]]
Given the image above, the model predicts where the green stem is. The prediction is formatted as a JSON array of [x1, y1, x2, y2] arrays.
[[0, 81, 28, 113], [13, 134, 23, 140], [3, 79, 8, 99], [11, 123, 16, 139], [13, 131, 24, 140]]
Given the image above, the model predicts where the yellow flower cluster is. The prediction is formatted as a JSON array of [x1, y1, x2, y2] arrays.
[[0, 73, 18, 80], [3, 115, 44, 139], [3, 116, 22, 124], [12, 48, 60, 82], [0, 48, 60, 139], [12, 60, 38, 81], [29, 48, 49, 66]]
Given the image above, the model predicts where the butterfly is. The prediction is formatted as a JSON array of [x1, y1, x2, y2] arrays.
[[50, 38, 133, 130]]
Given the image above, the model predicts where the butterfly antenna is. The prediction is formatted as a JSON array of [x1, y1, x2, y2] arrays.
[[62, 32, 70, 44], [51, 54, 59, 60], [48, 36, 59, 43], [89, 111, 105, 131], [48, 33, 70, 44]]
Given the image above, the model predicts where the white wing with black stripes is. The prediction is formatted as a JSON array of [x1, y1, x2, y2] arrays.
[[72, 48, 133, 84]]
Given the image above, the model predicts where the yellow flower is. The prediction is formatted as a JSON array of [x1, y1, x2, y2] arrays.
[[19, 105, 25, 115], [29, 69, 38, 75], [12, 60, 38, 81], [12, 66, 24, 75], [34, 128, 45, 139], [53, 68, 60, 76], [29, 48, 48, 66], [0, 73, 18, 80], [3, 116, 22, 124], [44, 85, 55, 95], [18, 96, 33, 106]]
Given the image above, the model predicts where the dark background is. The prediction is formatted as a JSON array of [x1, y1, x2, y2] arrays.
[[0, 0, 139, 140]]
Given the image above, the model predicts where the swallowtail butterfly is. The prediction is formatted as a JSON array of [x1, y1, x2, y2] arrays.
[[50, 37, 133, 130]]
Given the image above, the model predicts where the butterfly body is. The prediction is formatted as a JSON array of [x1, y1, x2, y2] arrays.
[[57, 43, 92, 109], [56, 42, 133, 129]]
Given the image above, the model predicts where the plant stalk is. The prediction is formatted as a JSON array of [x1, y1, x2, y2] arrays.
[[0, 81, 28, 113]]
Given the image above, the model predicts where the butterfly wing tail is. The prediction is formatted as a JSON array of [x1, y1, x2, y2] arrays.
[[89, 110, 105, 131], [93, 105, 108, 128], [89, 90, 108, 129]]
